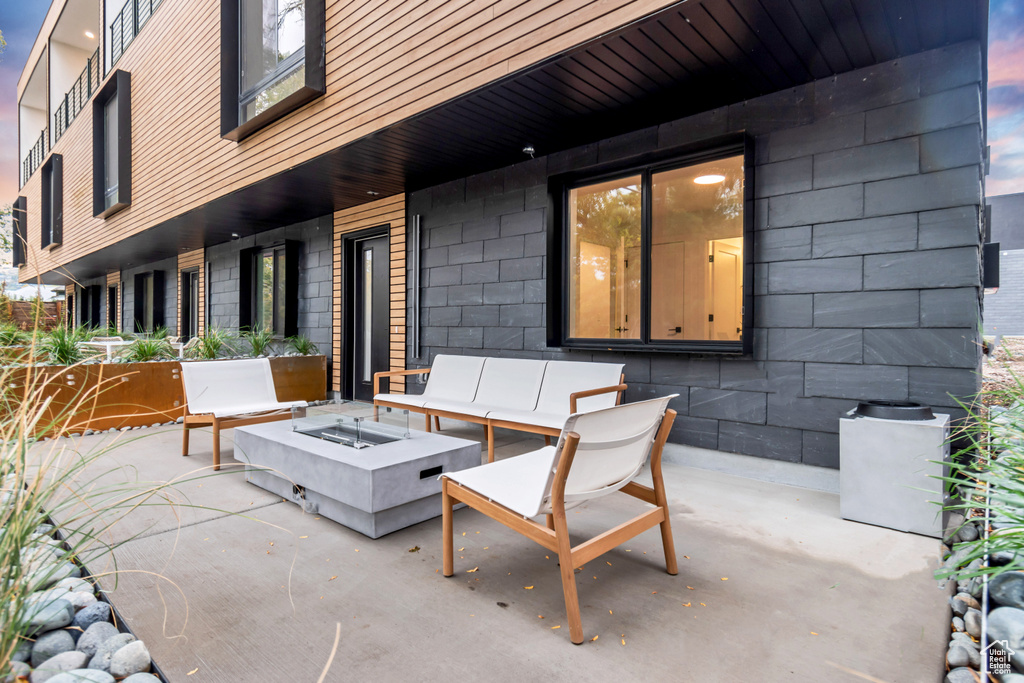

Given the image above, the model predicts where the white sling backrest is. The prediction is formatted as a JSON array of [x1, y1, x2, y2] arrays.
[[422, 355, 487, 401], [180, 358, 278, 415], [535, 361, 624, 415], [472, 358, 547, 411], [515, 396, 675, 517]]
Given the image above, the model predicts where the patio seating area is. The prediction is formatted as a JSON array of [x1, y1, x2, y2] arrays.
[[39, 420, 951, 682]]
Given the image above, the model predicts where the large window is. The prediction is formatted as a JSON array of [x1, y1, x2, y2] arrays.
[[221, 0, 325, 141], [553, 143, 752, 353], [92, 71, 131, 218], [41, 155, 63, 249], [12, 197, 27, 267], [240, 242, 298, 336], [133, 271, 165, 333]]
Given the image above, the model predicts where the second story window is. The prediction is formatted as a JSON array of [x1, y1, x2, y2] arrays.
[[41, 155, 63, 249], [92, 70, 132, 218], [221, 0, 325, 141]]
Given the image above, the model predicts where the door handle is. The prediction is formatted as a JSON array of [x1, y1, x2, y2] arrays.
[[668, 326, 681, 334], [614, 327, 629, 333]]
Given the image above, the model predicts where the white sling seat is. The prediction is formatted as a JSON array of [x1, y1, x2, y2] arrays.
[[373, 354, 486, 414], [180, 358, 306, 470], [441, 395, 679, 644]]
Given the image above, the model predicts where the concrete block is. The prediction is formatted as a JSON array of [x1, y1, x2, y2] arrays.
[[589, 351, 652, 384], [719, 421, 802, 462], [768, 185, 863, 228], [719, 361, 768, 392], [669, 415, 718, 450], [813, 58, 920, 118], [864, 329, 979, 369], [483, 327, 523, 350], [483, 236, 525, 261], [499, 303, 543, 327], [421, 288, 447, 307], [804, 363, 909, 401], [812, 214, 918, 258], [813, 137, 920, 189], [802, 431, 839, 468], [523, 280, 545, 304], [767, 393, 854, 432], [866, 85, 981, 142], [466, 170, 503, 201], [448, 242, 483, 265], [461, 305, 499, 327], [658, 108, 729, 149], [864, 166, 981, 216], [813, 291, 919, 328], [524, 185, 548, 211], [756, 226, 811, 262], [598, 127, 658, 164], [523, 327, 547, 351], [448, 327, 484, 349], [727, 88, 814, 134], [431, 200, 484, 226], [754, 263, 768, 296], [500, 209, 545, 237], [920, 125, 983, 173], [446, 284, 483, 306], [754, 157, 813, 199], [768, 256, 863, 293], [547, 143, 599, 176], [484, 282, 524, 305], [863, 247, 979, 290], [754, 294, 813, 328], [428, 265, 462, 287], [689, 388, 766, 423], [462, 217, 500, 242], [500, 257, 544, 281], [919, 42, 982, 95], [429, 224, 462, 248], [523, 232, 546, 258], [422, 327, 448, 347], [422, 247, 448, 268], [428, 307, 461, 326], [650, 357, 720, 387], [767, 328, 862, 363], [921, 287, 980, 328], [432, 179, 464, 206], [918, 206, 980, 250], [908, 367, 980, 408], [462, 262, 500, 284], [767, 112, 865, 162], [483, 190, 525, 218], [504, 158, 548, 192]]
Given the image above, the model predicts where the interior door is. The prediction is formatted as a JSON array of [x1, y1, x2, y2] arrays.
[[351, 236, 390, 401], [710, 240, 743, 341]]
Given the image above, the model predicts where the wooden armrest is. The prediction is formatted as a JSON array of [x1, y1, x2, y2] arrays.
[[569, 383, 628, 413], [373, 367, 431, 396]]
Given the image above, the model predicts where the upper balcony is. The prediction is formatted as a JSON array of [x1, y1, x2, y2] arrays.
[[19, 55, 48, 188], [49, 0, 100, 146], [106, 0, 163, 71]]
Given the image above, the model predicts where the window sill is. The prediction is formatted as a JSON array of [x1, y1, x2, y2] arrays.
[[557, 340, 745, 355], [97, 201, 129, 219], [222, 85, 324, 142], [43, 241, 61, 251]]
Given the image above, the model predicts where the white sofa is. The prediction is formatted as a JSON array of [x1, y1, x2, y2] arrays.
[[373, 355, 626, 462]]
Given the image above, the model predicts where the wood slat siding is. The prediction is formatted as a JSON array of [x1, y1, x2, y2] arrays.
[[332, 195, 405, 395], [176, 248, 205, 338], [105, 271, 121, 330], [18, 0, 677, 281]]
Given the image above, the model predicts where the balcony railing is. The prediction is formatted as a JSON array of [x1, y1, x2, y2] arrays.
[[21, 128, 49, 187], [110, 0, 163, 67], [53, 49, 100, 144]]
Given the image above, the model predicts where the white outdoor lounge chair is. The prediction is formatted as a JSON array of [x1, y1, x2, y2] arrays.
[[180, 358, 307, 470], [440, 395, 679, 643]]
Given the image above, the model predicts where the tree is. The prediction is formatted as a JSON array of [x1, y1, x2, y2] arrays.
[[0, 204, 12, 268]]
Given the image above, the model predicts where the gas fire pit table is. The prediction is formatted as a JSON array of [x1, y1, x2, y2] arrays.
[[234, 400, 480, 538]]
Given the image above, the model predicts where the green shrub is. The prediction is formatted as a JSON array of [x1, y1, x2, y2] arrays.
[[186, 327, 236, 360], [0, 323, 28, 347], [242, 327, 274, 357], [42, 326, 89, 366], [287, 334, 319, 355], [124, 337, 173, 362]]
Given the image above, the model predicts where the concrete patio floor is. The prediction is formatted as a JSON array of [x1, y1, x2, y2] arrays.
[[41, 422, 951, 682]]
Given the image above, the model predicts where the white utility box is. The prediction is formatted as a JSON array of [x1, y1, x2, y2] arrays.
[[839, 404, 950, 538]]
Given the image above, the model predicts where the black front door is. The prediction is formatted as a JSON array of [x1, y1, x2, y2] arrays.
[[350, 235, 390, 401]]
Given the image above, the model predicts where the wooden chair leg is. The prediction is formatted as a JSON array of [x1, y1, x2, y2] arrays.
[[486, 424, 495, 464], [425, 414, 432, 432], [182, 423, 190, 456], [212, 417, 221, 472], [434, 416, 441, 431], [544, 435, 551, 446], [546, 514, 555, 530], [651, 451, 678, 576], [552, 508, 584, 644], [442, 480, 454, 577]]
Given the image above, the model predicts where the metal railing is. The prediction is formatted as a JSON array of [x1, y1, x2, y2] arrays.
[[109, 0, 163, 67], [21, 128, 49, 187], [53, 49, 100, 143]]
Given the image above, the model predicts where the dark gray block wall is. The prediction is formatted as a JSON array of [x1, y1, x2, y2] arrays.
[[206, 215, 333, 358], [75, 275, 110, 329], [122, 257, 178, 334], [984, 249, 1024, 335], [405, 41, 985, 469]]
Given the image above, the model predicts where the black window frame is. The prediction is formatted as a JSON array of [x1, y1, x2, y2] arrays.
[[12, 197, 27, 267], [239, 241, 299, 337], [133, 270, 165, 333], [220, 0, 326, 142], [180, 267, 200, 341], [547, 134, 754, 355], [92, 70, 132, 218], [81, 284, 102, 328], [41, 155, 63, 249], [107, 285, 119, 331]]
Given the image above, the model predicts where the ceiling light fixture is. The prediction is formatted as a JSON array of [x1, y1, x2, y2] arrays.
[[694, 174, 725, 185], [523, 145, 535, 159], [85, 30, 95, 39], [366, 190, 380, 196], [231, 232, 240, 240]]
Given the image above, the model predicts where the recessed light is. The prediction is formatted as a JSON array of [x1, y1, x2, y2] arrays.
[[85, 31, 95, 39], [366, 190, 380, 196], [694, 174, 725, 185], [231, 232, 240, 240], [522, 145, 535, 158]]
